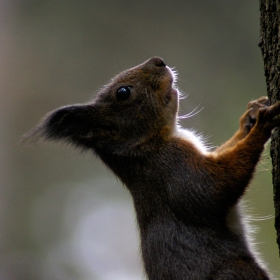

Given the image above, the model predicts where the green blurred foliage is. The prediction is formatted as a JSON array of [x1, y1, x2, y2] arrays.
[[1, 0, 279, 279]]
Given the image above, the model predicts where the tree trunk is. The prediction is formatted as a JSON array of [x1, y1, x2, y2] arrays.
[[259, 0, 280, 256]]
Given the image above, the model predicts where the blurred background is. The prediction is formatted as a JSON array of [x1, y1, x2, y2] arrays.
[[1, 0, 279, 279]]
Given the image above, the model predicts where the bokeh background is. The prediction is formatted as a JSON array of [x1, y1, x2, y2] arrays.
[[1, 1, 279, 279]]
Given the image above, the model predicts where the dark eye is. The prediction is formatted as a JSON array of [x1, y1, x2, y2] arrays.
[[116, 86, 131, 101]]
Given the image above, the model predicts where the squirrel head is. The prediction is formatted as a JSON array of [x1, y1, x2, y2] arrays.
[[25, 57, 179, 155]]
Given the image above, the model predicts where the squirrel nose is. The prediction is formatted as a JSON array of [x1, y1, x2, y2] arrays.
[[147, 57, 166, 67], [154, 57, 166, 67]]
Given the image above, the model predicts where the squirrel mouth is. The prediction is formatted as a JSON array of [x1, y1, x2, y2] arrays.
[[166, 67, 178, 95], [161, 66, 178, 105], [164, 87, 178, 106], [170, 87, 178, 96]]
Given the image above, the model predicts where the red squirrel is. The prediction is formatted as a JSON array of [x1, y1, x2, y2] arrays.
[[25, 57, 280, 279]]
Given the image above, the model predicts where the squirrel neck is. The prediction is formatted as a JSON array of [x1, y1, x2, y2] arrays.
[[95, 135, 208, 230]]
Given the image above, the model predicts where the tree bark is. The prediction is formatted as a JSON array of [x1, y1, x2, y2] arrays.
[[259, 0, 280, 256]]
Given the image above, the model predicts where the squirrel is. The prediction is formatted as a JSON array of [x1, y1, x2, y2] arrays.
[[24, 57, 280, 279]]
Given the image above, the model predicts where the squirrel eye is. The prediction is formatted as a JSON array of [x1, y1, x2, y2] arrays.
[[116, 86, 131, 101]]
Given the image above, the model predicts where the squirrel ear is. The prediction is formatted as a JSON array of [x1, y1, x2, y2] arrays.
[[22, 104, 95, 146]]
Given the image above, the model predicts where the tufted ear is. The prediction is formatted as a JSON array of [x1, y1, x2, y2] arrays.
[[22, 104, 97, 146]]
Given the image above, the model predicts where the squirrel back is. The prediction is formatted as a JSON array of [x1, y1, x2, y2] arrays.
[[24, 57, 280, 279]]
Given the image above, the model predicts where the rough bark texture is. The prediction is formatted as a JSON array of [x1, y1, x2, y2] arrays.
[[259, 0, 280, 256]]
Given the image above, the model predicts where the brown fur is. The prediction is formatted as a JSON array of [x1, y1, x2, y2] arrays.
[[24, 57, 280, 279]]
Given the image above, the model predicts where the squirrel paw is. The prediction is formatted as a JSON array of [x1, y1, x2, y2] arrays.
[[240, 96, 270, 135], [255, 99, 280, 136]]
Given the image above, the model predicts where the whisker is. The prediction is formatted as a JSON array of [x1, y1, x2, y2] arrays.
[[178, 105, 204, 119], [178, 90, 189, 100], [246, 214, 274, 221]]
